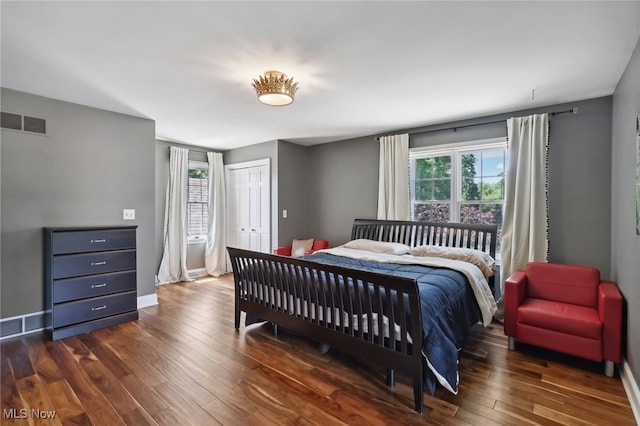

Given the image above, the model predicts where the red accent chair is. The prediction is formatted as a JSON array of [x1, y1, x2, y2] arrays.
[[273, 239, 329, 257], [504, 262, 623, 376]]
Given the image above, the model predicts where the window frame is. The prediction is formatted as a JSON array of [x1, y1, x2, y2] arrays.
[[409, 137, 508, 224], [187, 160, 209, 244]]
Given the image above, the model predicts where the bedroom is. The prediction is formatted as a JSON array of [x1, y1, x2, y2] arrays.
[[1, 1, 640, 424]]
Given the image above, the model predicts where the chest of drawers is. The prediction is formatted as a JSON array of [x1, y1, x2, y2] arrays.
[[44, 226, 139, 340]]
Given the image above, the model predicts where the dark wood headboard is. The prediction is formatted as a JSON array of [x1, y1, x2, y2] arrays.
[[351, 219, 498, 287]]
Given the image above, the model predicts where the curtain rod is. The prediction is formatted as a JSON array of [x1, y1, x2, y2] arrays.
[[377, 107, 579, 140], [167, 147, 210, 154]]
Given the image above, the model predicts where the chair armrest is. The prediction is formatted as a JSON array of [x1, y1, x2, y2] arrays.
[[503, 270, 527, 337], [273, 246, 292, 256], [598, 281, 623, 363]]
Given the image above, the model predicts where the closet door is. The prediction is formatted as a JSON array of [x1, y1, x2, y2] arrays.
[[226, 160, 270, 253]]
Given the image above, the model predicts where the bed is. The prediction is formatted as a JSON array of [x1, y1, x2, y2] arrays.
[[227, 219, 498, 413]]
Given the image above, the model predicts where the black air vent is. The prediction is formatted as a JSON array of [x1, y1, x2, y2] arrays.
[[1, 112, 22, 130], [23, 116, 46, 134], [1, 111, 47, 135]]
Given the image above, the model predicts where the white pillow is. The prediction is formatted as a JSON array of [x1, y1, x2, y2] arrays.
[[291, 238, 314, 257], [342, 239, 410, 255], [409, 245, 497, 277]]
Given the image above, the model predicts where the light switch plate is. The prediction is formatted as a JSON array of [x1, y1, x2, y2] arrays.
[[123, 209, 136, 220]]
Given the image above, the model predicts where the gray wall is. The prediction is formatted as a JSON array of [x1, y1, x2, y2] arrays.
[[306, 97, 613, 278], [277, 141, 311, 246], [1, 88, 156, 318], [611, 37, 640, 390], [307, 136, 379, 246]]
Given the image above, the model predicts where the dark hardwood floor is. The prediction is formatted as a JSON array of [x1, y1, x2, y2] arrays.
[[1, 274, 635, 425]]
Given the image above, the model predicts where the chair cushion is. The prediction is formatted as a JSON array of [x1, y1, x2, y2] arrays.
[[525, 262, 599, 307], [517, 298, 602, 340]]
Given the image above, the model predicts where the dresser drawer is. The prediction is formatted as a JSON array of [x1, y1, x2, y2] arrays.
[[53, 250, 136, 279], [53, 291, 137, 328], [52, 228, 136, 255], [53, 270, 136, 303]]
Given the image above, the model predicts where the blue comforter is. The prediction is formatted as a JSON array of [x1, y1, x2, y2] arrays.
[[304, 252, 482, 394]]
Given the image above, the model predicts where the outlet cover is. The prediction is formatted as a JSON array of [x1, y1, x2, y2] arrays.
[[123, 209, 135, 220]]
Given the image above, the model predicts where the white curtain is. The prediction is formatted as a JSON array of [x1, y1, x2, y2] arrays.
[[377, 133, 409, 220], [501, 113, 550, 289], [205, 152, 227, 276], [157, 146, 191, 284]]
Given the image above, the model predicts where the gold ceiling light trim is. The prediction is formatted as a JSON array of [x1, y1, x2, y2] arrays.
[[252, 70, 299, 106]]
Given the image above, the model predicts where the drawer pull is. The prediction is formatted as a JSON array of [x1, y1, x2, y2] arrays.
[[91, 239, 106, 243], [91, 283, 107, 289], [91, 305, 107, 311], [90, 261, 107, 266]]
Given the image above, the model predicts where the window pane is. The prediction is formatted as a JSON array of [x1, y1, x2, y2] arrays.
[[414, 203, 450, 222], [188, 164, 209, 238], [481, 177, 504, 201], [188, 177, 207, 203], [415, 158, 433, 179], [460, 203, 503, 226], [460, 203, 503, 254], [481, 149, 506, 176], [187, 203, 208, 236], [461, 153, 479, 178], [461, 177, 481, 201], [433, 156, 451, 178], [415, 155, 451, 179], [415, 180, 433, 201], [433, 179, 451, 200]]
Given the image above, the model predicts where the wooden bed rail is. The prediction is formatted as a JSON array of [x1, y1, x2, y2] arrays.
[[227, 247, 425, 412]]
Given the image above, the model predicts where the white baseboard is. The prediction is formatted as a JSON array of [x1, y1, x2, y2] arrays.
[[155, 269, 209, 286], [621, 359, 640, 424], [189, 268, 209, 279], [137, 293, 159, 309]]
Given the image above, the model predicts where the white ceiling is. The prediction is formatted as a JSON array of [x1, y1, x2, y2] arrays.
[[2, 1, 639, 150]]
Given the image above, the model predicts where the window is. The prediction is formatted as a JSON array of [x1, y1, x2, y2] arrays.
[[187, 161, 208, 242], [410, 138, 508, 252]]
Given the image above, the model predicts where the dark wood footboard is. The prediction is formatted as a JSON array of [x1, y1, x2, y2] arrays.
[[227, 247, 425, 413]]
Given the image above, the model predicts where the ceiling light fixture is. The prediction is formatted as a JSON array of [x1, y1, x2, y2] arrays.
[[252, 71, 299, 106]]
